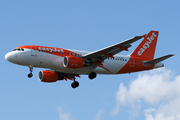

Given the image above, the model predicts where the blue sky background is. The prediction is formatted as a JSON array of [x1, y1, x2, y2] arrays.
[[1, 1, 179, 120]]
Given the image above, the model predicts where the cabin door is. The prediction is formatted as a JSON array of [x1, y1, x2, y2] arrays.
[[31, 45, 37, 56], [129, 57, 135, 67]]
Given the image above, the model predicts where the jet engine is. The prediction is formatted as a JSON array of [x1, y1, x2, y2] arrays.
[[39, 70, 58, 82], [63, 56, 84, 69]]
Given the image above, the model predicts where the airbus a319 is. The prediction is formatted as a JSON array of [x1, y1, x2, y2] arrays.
[[5, 31, 174, 88]]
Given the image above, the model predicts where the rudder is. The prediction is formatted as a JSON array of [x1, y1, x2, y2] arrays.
[[131, 30, 159, 60]]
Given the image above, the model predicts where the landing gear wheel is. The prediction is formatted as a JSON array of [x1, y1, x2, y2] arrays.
[[88, 72, 97, 80], [28, 65, 33, 78], [28, 73, 33, 78], [71, 81, 79, 88]]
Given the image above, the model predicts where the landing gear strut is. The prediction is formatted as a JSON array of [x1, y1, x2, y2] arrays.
[[88, 72, 97, 79], [28, 66, 33, 78]]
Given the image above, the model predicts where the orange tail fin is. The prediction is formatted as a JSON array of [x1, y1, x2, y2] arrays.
[[131, 30, 159, 60]]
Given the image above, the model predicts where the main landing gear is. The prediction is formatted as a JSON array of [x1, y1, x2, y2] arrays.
[[71, 81, 79, 88], [28, 66, 33, 78], [71, 77, 79, 89], [88, 72, 97, 80], [71, 72, 97, 89]]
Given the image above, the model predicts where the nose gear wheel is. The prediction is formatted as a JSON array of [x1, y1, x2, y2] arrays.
[[28, 73, 33, 78], [28, 66, 33, 78]]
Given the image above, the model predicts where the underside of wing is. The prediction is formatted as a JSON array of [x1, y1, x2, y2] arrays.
[[83, 35, 144, 68]]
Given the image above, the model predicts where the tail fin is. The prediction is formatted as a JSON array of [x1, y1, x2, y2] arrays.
[[131, 30, 159, 60]]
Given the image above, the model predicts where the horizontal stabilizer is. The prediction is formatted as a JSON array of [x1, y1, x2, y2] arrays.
[[143, 54, 174, 66]]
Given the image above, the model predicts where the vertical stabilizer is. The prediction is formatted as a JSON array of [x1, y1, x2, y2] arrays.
[[131, 31, 159, 60]]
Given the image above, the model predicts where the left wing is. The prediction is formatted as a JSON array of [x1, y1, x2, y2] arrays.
[[83, 35, 144, 68]]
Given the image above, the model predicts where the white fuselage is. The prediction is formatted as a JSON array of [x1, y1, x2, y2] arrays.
[[5, 48, 130, 75]]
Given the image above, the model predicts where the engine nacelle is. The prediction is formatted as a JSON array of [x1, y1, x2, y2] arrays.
[[39, 70, 58, 83], [63, 56, 84, 69]]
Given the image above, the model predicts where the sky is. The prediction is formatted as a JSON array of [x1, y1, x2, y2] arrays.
[[1, 0, 180, 120]]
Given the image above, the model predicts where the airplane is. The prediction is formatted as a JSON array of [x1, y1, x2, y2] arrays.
[[5, 30, 174, 88]]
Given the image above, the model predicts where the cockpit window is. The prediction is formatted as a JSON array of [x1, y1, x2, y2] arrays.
[[13, 48, 24, 51]]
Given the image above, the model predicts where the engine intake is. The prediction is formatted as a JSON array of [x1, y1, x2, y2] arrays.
[[63, 56, 84, 69], [39, 70, 58, 83]]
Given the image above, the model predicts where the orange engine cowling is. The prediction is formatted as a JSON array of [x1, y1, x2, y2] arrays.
[[39, 70, 58, 83], [63, 56, 84, 69]]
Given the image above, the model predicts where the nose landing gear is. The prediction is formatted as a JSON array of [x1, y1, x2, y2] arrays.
[[28, 73, 33, 78], [28, 66, 33, 78]]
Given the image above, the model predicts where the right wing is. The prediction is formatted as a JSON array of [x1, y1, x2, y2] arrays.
[[83, 35, 144, 68]]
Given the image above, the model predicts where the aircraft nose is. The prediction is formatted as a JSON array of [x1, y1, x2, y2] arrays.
[[5, 52, 13, 62]]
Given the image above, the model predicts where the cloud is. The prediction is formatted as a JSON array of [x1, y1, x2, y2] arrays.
[[58, 106, 72, 120], [111, 68, 180, 120], [144, 97, 180, 120], [95, 109, 103, 120]]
